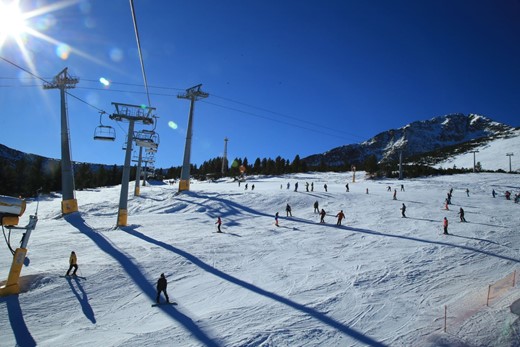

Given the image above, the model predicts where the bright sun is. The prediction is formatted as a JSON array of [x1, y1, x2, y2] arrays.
[[0, 2, 27, 40]]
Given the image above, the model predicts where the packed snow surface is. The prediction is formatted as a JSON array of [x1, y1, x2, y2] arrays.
[[2, 172, 520, 347]]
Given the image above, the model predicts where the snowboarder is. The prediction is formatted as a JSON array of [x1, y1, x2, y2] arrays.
[[313, 201, 319, 213], [443, 217, 449, 235], [275, 212, 279, 226], [458, 208, 466, 222], [215, 216, 222, 232], [324, 184, 328, 192], [156, 273, 170, 304], [393, 189, 397, 200], [286, 204, 292, 217], [492, 189, 496, 198], [294, 182, 298, 192], [65, 251, 78, 276], [320, 209, 326, 223], [336, 210, 345, 226], [400, 203, 406, 218], [345, 183, 349, 192], [401, 184, 405, 192], [466, 188, 469, 197]]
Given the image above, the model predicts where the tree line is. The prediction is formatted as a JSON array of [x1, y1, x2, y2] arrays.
[[2, 152, 509, 198]]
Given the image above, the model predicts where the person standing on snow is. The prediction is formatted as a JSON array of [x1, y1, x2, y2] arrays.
[[305, 182, 309, 192], [286, 204, 292, 217], [311, 182, 314, 192], [443, 217, 449, 235], [324, 184, 328, 192], [466, 188, 470, 197], [215, 216, 222, 232], [313, 201, 319, 213], [65, 251, 78, 276], [458, 208, 466, 222], [400, 203, 406, 218], [320, 209, 326, 223], [156, 273, 170, 304], [393, 189, 397, 200], [345, 183, 349, 192], [275, 212, 279, 227], [492, 189, 496, 198], [401, 184, 405, 192], [294, 182, 298, 192], [335, 210, 345, 226]]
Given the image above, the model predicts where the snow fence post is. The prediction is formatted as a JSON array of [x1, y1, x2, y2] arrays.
[[513, 270, 517, 288], [486, 285, 491, 306]]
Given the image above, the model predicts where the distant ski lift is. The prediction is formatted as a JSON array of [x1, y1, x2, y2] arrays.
[[134, 130, 159, 149], [94, 112, 116, 141]]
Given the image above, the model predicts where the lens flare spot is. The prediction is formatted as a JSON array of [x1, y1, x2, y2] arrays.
[[168, 121, 178, 130], [109, 47, 123, 62], [231, 160, 239, 168], [99, 77, 110, 87], [56, 43, 71, 60]]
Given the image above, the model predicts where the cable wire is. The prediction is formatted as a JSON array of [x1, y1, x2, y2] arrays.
[[129, 0, 152, 107]]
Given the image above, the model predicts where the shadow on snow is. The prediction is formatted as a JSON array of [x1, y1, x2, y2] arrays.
[[66, 277, 96, 324], [122, 226, 388, 347], [0, 295, 37, 347], [64, 213, 220, 347]]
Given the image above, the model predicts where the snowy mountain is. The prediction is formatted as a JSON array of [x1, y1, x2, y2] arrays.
[[1, 172, 520, 346], [303, 114, 516, 168]]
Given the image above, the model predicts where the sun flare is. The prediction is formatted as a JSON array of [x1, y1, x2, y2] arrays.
[[0, 1, 27, 40]]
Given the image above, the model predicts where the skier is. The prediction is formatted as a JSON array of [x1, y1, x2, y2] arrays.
[[400, 203, 406, 218], [505, 191, 511, 200], [393, 189, 397, 200], [245, 183, 248, 190], [251, 184, 255, 190], [466, 188, 469, 197], [492, 189, 496, 198], [401, 184, 405, 192], [366, 188, 369, 194], [443, 217, 449, 235], [320, 209, 326, 223], [215, 216, 222, 232], [275, 212, 279, 227], [447, 192, 452, 205], [156, 273, 170, 304], [336, 210, 345, 226], [305, 182, 309, 192], [65, 251, 78, 277], [294, 182, 298, 192], [387, 186, 392, 192], [324, 184, 328, 192], [311, 182, 314, 192], [444, 199, 449, 210], [313, 200, 319, 213], [458, 208, 466, 222], [286, 203, 292, 217], [286, 182, 290, 190], [345, 183, 349, 192]]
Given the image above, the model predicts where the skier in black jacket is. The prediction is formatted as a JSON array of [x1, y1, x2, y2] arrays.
[[156, 273, 170, 304]]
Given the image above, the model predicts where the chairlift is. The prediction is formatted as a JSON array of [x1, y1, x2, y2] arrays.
[[94, 112, 116, 141], [134, 129, 159, 149]]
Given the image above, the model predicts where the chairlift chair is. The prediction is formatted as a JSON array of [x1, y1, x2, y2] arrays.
[[94, 112, 116, 141]]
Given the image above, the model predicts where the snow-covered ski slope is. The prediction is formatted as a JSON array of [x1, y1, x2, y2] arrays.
[[1, 172, 520, 347]]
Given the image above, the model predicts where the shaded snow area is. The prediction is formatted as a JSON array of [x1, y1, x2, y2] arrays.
[[1, 172, 520, 347]]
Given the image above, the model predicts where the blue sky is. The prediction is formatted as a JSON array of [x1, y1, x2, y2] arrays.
[[0, 0, 518, 169]]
